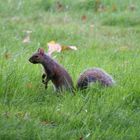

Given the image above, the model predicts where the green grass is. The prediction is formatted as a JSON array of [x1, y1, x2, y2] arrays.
[[0, 0, 140, 139]]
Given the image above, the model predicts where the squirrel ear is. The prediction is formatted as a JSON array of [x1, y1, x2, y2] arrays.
[[38, 48, 44, 55]]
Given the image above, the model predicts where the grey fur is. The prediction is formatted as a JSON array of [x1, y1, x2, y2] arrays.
[[77, 67, 115, 90]]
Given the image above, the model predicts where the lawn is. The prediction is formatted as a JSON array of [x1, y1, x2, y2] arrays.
[[0, 0, 140, 139]]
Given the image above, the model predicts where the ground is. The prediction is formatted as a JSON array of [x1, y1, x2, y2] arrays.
[[0, 0, 140, 139]]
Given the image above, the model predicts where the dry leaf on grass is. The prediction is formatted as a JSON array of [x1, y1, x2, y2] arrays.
[[56, 1, 64, 11], [98, 4, 106, 12], [23, 35, 30, 43], [112, 4, 117, 12], [4, 51, 12, 59], [15, 112, 30, 120], [47, 40, 77, 55], [22, 30, 32, 44], [81, 15, 87, 22], [79, 137, 84, 140], [129, 4, 136, 11], [61, 45, 77, 51], [41, 120, 56, 126], [2, 112, 10, 118], [48, 41, 62, 55]]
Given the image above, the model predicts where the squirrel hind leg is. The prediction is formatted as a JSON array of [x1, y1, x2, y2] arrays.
[[77, 77, 89, 90], [42, 73, 47, 84], [77, 76, 97, 90]]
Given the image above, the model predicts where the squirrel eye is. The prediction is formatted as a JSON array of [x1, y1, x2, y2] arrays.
[[35, 55, 39, 58]]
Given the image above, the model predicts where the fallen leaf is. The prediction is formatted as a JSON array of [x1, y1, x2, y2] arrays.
[[47, 41, 77, 55], [22, 35, 30, 43], [81, 15, 87, 22], [98, 4, 106, 12], [48, 41, 62, 55], [90, 24, 94, 31], [129, 4, 136, 11], [112, 4, 117, 12], [4, 51, 11, 59], [41, 120, 56, 126], [56, 1, 64, 11], [15, 112, 30, 120], [23, 113, 30, 120], [23, 30, 32, 34], [95, 0, 101, 11], [61, 45, 77, 51], [22, 30, 32, 44], [2, 112, 10, 118]]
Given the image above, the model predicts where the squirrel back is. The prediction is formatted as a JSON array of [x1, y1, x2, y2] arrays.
[[29, 48, 74, 92], [76, 68, 115, 90]]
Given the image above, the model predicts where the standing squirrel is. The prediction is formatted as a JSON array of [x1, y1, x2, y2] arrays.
[[29, 48, 74, 92], [77, 68, 115, 90], [29, 48, 115, 92]]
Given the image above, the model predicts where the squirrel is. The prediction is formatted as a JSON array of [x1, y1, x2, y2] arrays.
[[29, 48, 115, 92], [76, 68, 115, 90], [29, 48, 74, 92]]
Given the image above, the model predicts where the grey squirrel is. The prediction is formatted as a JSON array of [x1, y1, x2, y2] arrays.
[[29, 48, 74, 92], [29, 48, 115, 92]]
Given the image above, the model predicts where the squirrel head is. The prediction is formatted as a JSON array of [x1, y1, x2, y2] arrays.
[[29, 48, 45, 64]]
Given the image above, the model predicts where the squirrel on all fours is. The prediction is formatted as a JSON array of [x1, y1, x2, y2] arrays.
[[29, 48, 115, 92]]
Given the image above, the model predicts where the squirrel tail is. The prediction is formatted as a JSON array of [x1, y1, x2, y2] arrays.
[[76, 68, 115, 90]]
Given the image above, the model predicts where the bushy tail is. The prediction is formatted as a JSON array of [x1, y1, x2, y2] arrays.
[[76, 68, 115, 90]]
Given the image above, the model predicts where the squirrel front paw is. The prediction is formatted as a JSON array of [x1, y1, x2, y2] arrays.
[[42, 73, 49, 89], [42, 73, 47, 84]]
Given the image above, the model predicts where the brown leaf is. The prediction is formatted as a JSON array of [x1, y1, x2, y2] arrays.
[[4, 51, 11, 59], [98, 4, 106, 12], [81, 15, 87, 22], [48, 41, 62, 55], [112, 4, 117, 12], [47, 41, 77, 55], [56, 1, 64, 11], [61, 45, 77, 51], [41, 120, 56, 126], [2, 112, 10, 118], [95, 0, 101, 11], [129, 4, 136, 11]]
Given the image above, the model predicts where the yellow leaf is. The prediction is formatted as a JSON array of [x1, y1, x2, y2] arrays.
[[61, 46, 77, 51], [47, 41, 77, 55], [47, 41, 62, 55]]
